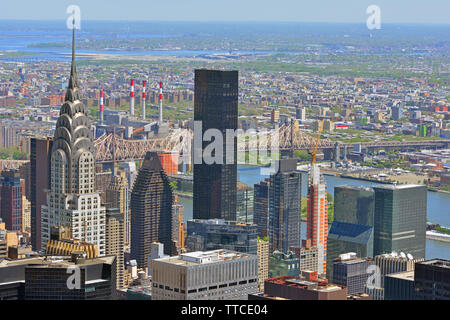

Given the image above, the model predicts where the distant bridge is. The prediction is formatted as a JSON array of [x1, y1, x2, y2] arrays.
[[93, 123, 450, 163]]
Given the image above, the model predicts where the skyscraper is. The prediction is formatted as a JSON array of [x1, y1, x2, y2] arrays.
[[130, 152, 173, 268], [105, 208, 125, 290], [236, 182, 254, 224], [253, 178, 270, 238], [0, 171, 24, 232], [306, 163, 328, 275], [41, 27, 106, 255], [106, 170, 130, 246], [30, 138, 53, 250], [268, 159, 302, 253], [193, 69, 238, 221], [373, 185, 427, 258], [326, 186, 375, 278]]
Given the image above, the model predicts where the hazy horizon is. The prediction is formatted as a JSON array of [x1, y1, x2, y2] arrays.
[[1, 0, 449, 24]]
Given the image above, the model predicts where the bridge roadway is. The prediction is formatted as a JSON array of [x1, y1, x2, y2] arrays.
[[93, 127, 450, 163]]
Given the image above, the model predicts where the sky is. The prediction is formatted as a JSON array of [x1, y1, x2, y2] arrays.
[[0, 0, 449, 24]]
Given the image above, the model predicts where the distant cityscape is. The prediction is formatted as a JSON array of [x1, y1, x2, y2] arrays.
[[0, 13, 449, 303]]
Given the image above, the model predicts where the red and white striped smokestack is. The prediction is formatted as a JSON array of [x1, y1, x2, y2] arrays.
[[100, 89, 104, 124], [130, 79, 135, 116], [142, 80, 146, 120], [159, 81, 163, 124]]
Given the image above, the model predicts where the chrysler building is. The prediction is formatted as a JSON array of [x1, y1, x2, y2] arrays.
[[41, 25, 106, 255]]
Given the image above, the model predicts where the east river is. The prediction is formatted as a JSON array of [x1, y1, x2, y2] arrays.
[[179, 166, 450, 260]]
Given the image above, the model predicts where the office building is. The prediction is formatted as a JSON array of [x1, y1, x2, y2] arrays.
[[0, 254, 116, 300], [130, 152, 173, 268], [236, 182, 254, 224], [193, 69, 238, 221], [269, 251, 300, 278], [373, 185, 427, 258], [0, 171, 25, 232], [290, 239, 319, 273], [332, 253, 374, 295], [306, 163, 328, 274], [40, 29, 106, 255], [384, 270, 415, 300], [268, 159, 302, 253], [30, 137, 52, 251], [369, 252, 424, 299], [106, 170, 130, 246], [186, 219, 257, 254], [105, 208, 125, 290], [414, 259, 450, 300], [250, 271, 347, 300], [253, 178, 270, 238], [326, 186, 375, 279], [151, 249, 258, 300], [257, 238, 269, 292]]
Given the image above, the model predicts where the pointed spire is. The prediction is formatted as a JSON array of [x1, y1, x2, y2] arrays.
[[65, 18, 81, 102]]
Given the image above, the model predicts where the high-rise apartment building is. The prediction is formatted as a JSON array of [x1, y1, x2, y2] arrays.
[[105, 208, 125, 290], [0, 171, 24, 232], [40, 29, 106, 255], [290, 239, 319, 273], [186, 219, 257, 254], [193, 69, 238, 221], [373, 185, 427, 258], [268, 159, 302, 253], [30, 137, 52, 250], [257, 238, 269, 292], [253, 178, 270, 238], [151, 250, 258, 300], [306, 163, 328, 274], [105, 170, 130, 246], [130, 152, 173, 268], [21, 196, 30, 233]]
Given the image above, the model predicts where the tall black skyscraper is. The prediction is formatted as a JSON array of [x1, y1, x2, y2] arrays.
[[193, 69, 238, 221], [131, 152, 173, 268]]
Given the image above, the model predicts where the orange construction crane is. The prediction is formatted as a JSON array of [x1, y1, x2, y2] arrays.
[[310, 119, 324, 164]]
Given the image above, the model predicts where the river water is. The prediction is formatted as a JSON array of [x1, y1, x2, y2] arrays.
[[179, 166, 450, 260]]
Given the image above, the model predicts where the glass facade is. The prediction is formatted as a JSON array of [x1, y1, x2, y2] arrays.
[[373, 185, 427, 258], [236, 182, 254, 224], [268, 159, 302, 253], [186, 219, 257, 254], [193, 70, 238, 222], [326, 186, 375, 279], [334, 186, 374, 226]]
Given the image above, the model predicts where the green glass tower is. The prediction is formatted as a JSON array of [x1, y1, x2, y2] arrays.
[[373, 185, 427, 259]]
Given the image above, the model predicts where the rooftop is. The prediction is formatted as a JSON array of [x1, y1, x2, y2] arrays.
[[386, 270, 415, 281], [154, 249, 253, 266]]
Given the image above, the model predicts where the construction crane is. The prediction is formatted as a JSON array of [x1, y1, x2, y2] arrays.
[[310, 119, 324, 164]]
